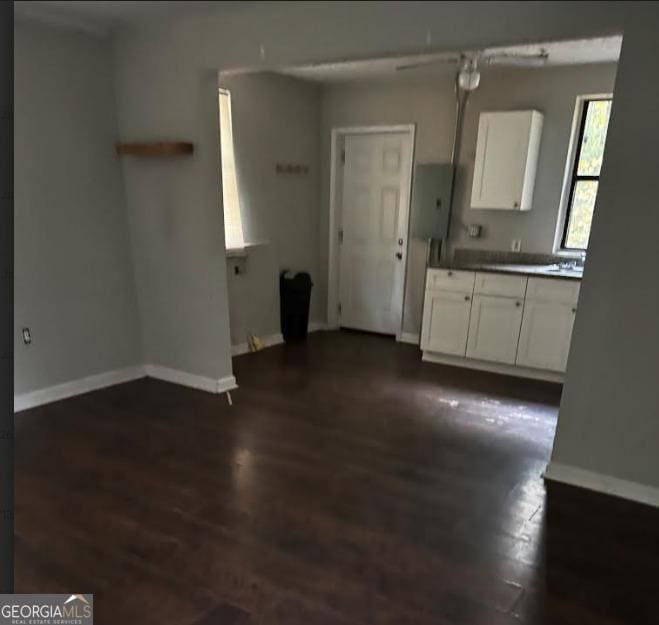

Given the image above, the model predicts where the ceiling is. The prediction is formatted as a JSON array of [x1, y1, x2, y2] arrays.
[[14, 1, 239, 35], [277, 36, 622, 83]]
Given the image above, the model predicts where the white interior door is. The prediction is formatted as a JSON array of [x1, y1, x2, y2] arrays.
[[338, 131, 414, 335]]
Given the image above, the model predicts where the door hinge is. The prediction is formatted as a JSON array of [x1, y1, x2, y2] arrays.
[[338, 228, 344, 244], [340, 149, 345, 164]]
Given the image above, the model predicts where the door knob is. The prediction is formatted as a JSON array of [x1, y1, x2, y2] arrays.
[[395, 252, 403, 260]]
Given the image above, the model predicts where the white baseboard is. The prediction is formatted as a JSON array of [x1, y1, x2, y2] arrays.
[[422, 350, 564, 383], [231, 322, 328, 357], [397, 332, 420, 345], [217, 375, 238, 393], [16, 363, 238, 413], [144, 364, 238, 394], [544, 462, 659, 509], [14, 365, 146, 412]]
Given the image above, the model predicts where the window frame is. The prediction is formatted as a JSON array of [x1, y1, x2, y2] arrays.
[[559, 95, 612, 252], [218, 87, 246, 253]]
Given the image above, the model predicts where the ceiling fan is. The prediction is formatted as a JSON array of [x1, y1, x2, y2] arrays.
[[396, 49, 549, 91]]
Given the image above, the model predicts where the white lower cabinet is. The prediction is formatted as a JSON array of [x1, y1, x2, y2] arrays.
[[420, 290, 472, 356], [421, 270, 580, 378], [466, 295, 524, 364], [516, 299, 577, 372]]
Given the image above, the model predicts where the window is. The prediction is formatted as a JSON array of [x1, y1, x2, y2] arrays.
[[561, 97, 612, 250], [218, 89, 245, 251]]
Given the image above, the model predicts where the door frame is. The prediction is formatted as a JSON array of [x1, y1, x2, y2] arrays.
[[327, 124, 416, 338]]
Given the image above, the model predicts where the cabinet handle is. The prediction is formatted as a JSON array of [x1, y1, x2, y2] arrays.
[[447, 270, 453, 277], [572, 307, 577, 313], [514, 201, 520, 208], [464, 295, 471, 301], [515, 301, 521, 307]]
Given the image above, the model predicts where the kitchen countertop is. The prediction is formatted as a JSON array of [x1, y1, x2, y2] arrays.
[[430, 262, 583, 280]]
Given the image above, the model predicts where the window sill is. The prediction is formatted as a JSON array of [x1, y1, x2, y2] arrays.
[[553, 248, 586, 260], [226, 247, 248, 259], [226, 241, 268, 259]]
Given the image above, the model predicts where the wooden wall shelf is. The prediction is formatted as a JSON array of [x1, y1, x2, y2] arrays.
[[115, 142, 194, 157]]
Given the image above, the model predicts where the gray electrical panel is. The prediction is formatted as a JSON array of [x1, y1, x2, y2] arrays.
[[409, 163, 453, 240]]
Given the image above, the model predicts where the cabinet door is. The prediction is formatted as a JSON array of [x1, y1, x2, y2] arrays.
[[466, 295, 524, 364], [516, 300, 576, 372], [421, 290, 472, 356], [470, 111, 542, 210]]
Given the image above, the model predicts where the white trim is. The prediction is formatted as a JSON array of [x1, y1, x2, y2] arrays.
[[397, 332, 420, 345], [14, 366, 146, 412], [217, 375, 239, 393], [544, 462, 659, 509], [421, 350, 564, 383], [331, 124, 419, 135], [144, 364, 238, 394], [328, 124, 416, 333], [231, 322, 328, 357]]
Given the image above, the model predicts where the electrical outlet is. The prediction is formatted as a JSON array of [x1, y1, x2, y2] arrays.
[[22, 327, 32, 345], [468, 224, 482, 238], [511, 239, 522, 252]]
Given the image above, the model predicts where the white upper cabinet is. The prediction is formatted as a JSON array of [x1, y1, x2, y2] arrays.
[[470, 110, 544, 210]]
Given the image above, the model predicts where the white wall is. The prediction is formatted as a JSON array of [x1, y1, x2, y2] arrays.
[[111, 1, 658, 495], [14, 22, 141, 394], [451, 64, 617, 253], [220, 72, 322, 346], [320, 63, 617, 335], [550, 10, 659, 492], [116, 68, 233, 381]]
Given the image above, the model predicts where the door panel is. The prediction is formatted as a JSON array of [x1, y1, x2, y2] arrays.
[[339, 131, 414, 335], [466, 295, 524, 364], [421, 291, 472, 356], [380, 187, 400, 241], [516, 300, 576, 371]]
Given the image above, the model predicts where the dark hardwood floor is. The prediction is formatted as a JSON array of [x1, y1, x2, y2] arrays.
[[14, 331, 659, 624]]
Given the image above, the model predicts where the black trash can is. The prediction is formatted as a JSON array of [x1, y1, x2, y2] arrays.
[[280, 271, 313, 342]]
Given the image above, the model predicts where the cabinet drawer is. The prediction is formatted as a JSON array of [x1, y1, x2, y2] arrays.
[[474, 272, 527, 298], [526, 277, 580, 304], [426, 269, 475, 294]]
